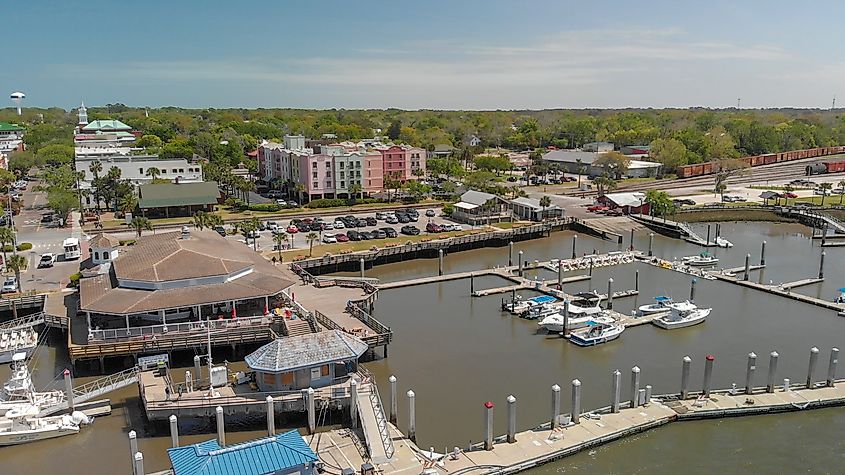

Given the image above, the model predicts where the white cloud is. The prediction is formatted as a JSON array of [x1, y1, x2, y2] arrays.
[[53, 27, 802, 109]]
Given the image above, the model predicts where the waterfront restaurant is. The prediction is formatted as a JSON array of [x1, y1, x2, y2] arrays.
[[79, 227, 294, 342], [245, 330, 368, 391]]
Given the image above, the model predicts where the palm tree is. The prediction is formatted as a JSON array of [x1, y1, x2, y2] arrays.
[[349, 183, 363, 202], [242, 180, 257, 205], [130, 216, 152, 237], [295, 183, 306, 205], [819, 182, 833, 206], [6, 254, 26, 293], [239, 218, 261, 251], [89, 161, 103, 210], [0, 227, 14, 271], [192, 211, 223, 230], [145, 167, 161, 180], [273, 231, 288, 262], [539, 195, 551, 221], [305, 232, 319, 256], [117, 193, 138, 216], [592, 175, 617, 197]]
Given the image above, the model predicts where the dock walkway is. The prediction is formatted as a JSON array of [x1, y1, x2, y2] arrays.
[[711, 274, 844, 312]]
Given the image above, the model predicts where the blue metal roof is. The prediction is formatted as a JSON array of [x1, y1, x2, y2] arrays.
[[530, 295, 556, 303], [654, 296, 672, 301], [168, 430, 318, 475]]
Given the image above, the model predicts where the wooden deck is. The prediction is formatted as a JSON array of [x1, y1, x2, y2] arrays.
[[711, 274, 844, 312]]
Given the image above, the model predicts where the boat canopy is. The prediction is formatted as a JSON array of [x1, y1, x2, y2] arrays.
[[530, 295, 556, 304], [654, 296, 672, 301], [838, 288, 845, 292]]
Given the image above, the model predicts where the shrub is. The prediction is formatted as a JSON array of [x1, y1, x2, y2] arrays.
[[306, 198, 346, 209], [247, 203, 282, 212], [69, 272, 82, 288], [15, 242, 32, 251], [442, 203, 454, 217], [118, 239, 137, 246], [1, 245, 12, 252]]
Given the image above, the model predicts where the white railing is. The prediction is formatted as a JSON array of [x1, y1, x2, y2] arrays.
[[87, 315, 272, 343]]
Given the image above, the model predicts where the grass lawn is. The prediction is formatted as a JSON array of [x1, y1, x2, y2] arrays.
[[271, 230, 481, 261], [795, 195, 845, 206]]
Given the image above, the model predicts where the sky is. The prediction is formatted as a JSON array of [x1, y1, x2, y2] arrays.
[[4, 0, 845, 110]]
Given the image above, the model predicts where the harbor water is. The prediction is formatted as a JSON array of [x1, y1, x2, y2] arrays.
[[5, 221, 845, 474]]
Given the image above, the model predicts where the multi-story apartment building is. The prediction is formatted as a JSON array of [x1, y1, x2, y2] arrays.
[[257, 137, 424, 201]]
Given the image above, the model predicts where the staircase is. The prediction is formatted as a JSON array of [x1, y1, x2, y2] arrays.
[[282, 318, 313, 337]]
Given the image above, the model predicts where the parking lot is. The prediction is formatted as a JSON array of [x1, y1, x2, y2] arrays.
[[221, 206, 472, 253]]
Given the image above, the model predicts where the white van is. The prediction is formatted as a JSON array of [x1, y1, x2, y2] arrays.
[[63, 237, 81, 260]]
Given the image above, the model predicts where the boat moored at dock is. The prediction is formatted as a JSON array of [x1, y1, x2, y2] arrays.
[[568, 321, 625, 346], [0, 409, 91, 446], [682, 252, 719, 267], [638, 296, 673, 316], [652, 301, 711, 329]]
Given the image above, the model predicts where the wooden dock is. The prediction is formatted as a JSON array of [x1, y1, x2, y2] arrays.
[[711, 274, 844, 312], [780, 278, 824, 290], [378, 268, 506, 290]]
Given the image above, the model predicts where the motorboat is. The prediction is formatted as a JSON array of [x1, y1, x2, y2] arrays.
[[538, 312, 613, 333], [0, 329, 38, 364], [568, 321, 625, 347], [503, 295, 557, 315], [0, 353, 65, 413], [835, 288, 845, 304], [0, 408, 92, 446], [682, 252, 719, 267], [715, 236, 734, 248], [652, 301, 711, 330], [637, 296, 673, 316], [570, 291, 603, 307]]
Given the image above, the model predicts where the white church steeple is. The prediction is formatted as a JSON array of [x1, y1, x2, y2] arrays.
[[78, 101, 88, 126]]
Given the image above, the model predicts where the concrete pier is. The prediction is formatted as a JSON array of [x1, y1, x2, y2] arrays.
[[507, 395, 517, 443], [570, 380, 581, 424], [484, 401, 494, 450], [389, 375, 398, 424], [828, 348, 839, 387], [807, 347, 819, 389], [745, 352, 757, 395], [681, 356, 691, 399], [611, 370, 621, 413], [266, 396, 275, 436], [169, 414, 179, 447], [407, 390, 416, 442], [551, 384, 561, 428], [767, 351, 779, 393], [630, 366, 641, 408]]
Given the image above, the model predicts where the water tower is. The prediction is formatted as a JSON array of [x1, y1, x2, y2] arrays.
[[9, 92, 25, 116]]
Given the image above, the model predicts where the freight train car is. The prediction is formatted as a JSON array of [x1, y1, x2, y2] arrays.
[[679, 146, 845, 179], [805, 160, 845, 176]]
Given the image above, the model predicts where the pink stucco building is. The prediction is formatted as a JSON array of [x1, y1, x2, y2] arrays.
[[378, 145, 426, 182]]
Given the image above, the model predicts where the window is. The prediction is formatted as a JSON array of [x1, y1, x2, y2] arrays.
[[356, 171, 361, 178], [93, 251, 100, 260], [340, 171, 345, 179], [312, 162, 317, 169], [139, 168, 144, 174], [321, 364, 330, 377], [312, 171, 318, 179], [339, 162, 345, 169], [312, 181, 318, 189], [171, 169, 177, 173], [325, 162, 331, 169], [281, 372, 293, 385], [326, 171, 332, 178], [340, 181, 345, 188], [178, 169, 184, 173], [263, 373, 276, 386]]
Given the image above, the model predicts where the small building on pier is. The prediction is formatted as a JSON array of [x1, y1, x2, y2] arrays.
[[168, 430, 318, 475], [509, 196, 564, 222], [452, 190, 512, 225], [245, 330, 368, 391]]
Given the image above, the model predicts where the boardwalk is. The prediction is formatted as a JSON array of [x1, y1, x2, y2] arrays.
[[711, 274, 844, 312]]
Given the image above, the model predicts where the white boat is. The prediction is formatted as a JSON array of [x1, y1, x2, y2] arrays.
[[715, 236, 733, 248], [0, 353, 66, 413], [568, 321, 625, 346], [637, 296, 673, 316], [538, 312, 613, 333], [0, 329, 38, 364], [652, 301, 712, 330], [835, 288, 845, 304], [682, 252, 719, 267], [504, 295, 557, 315], [0, 408, 91, 446]]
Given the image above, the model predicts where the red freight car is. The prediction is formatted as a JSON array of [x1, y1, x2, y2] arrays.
[[826, 161, 845, 173]]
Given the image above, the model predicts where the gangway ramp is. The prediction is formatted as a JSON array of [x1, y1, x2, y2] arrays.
[[39, 366, 139, 416], [0, 312, 45, 332], [355, 377, 394, 464]]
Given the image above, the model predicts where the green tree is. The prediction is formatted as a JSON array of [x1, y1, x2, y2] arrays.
[[239, 218, 260, 251], [89, 160, 103, 210], [649, 138, 688, 171], [130, 216, 152, 237], [36, 144, 74, 167], [405, 180, 432, 201], [575, 158, 584, 187], [145, 167, 161, 180], [783, 184, 795, 205], [0, 227, 14, 271], [348, 183, 363, 202], [539, 195, 552, 220], [136, 134, 163, 149], [47, 190, 77, 226], [592, 174, 617, 196], [273, 231, 288, 262], [594, 151, 630, 180], [819, 182, 833, 206], [387, 120, 402, 140], [713, 158, 749, 199], [645, 190, 675, 220], [6, 254, 26, 293], [117, 193, 138, 216], [305, 231, 319, 257], [192, 211, 223, 230], [705, 126, 739, 160], [383, 173, 402, 202]]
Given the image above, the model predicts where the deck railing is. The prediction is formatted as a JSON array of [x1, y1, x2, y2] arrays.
[[358, 367, 395, 460], [87, 315, 272, 343]]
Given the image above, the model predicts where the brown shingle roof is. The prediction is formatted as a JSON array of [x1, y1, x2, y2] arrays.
[[80, 229, 294, 315], [89, 233, 120, 248]]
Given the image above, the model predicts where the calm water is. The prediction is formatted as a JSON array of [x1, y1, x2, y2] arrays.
[[5, 221, 845, 474]]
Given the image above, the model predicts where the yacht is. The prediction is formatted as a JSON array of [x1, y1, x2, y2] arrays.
[[503, 295, 557, 315], [0, 408, 92, 446], [835, 288, 845, 304], [637, 296, 673, 316], [682, 252, 719, 267], [568, 321, 625, 346], [0, 329, 38, 364], [0, 353, 66, 413], [538, 311, 613, 333], [652, 301, 711, 329], [715, 236, 734, 248]]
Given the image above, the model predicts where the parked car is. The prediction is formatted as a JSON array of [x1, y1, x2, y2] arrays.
[[397, 214, 410, 223], [359, 231, 374, 240], [2, 276, 17, 293], [673, 199, 696, 206], [587, 205, 609, 213], [783, 192, 798, 199], [333, 220, 346, 229], [385, 215, 399, 224], [38, 253, 56, 268], [376, 212, 387, 220], [286, 225, 299, 233], [346, 230, 362, 241], [605, 209, 623, 217], [425, 209, 436, 217], [373, 229, 387, 239], [381, 227, 398, 238], [365, 217, 377, 226], [322, 233, 337, 244], [336, 233, 350, 242], [426, 222, 443, 233], [213, 225, 227, 237], [814, 188, 832, 196], [401, 225, 420, 235]]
